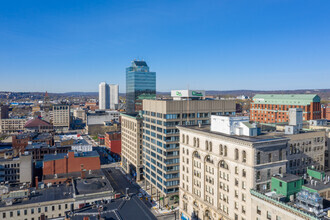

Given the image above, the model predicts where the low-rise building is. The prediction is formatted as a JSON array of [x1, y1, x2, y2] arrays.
[[43, 151, 100, 184], [12, 132, 54, 155], [0, 118, 26, 134], [0, 153, 33, 184]]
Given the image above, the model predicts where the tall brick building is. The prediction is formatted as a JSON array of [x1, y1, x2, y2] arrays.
[[105, 132, 121, 156], [250, 94, 321, 124]]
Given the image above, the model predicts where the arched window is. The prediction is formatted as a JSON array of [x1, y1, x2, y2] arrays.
[[209, 142, 212, 152], [193, 137, 196, 147], [219, 160, 228, 169], [257, 152, 261, 165], [205, 141, 209, 151], [242, 151, 246, 163], [182, 134, 185, 144], [224, 146, 227, 156], [186, 135, 189, 145], [219, 145, 223, 155], [235, 149, 239, 160]]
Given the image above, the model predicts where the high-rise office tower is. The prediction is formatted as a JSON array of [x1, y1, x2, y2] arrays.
[[99, 82, 110, 110], [109, 84, 119, 110], [126, 60, 156, 113], [142, 90, 236, 206]]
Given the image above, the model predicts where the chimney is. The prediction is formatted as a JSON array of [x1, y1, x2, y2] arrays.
[[81, 169, 86, 179], [35, 176, 39, 189]]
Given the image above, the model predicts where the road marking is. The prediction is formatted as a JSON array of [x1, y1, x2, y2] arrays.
[[104, 169, 125, 194]]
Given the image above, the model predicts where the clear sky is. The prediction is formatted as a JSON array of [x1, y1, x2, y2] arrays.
[[0, 0, 329, 93]]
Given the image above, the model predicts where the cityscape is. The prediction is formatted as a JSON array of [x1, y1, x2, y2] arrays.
[[0, 1, 330, 220]]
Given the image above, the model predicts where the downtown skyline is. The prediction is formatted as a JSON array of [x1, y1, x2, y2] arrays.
[[0, 0, 329, 93]]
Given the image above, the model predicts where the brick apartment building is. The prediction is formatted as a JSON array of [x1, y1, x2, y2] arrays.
[[43, 151, 100, 184], [105, 132, 121, 156], [321, 104, 330, 120], [12, 132, 54, 154], [250, 94, 321, 124]]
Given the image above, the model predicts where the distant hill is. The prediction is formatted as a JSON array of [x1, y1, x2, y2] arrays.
[[1, 89, 329, 101]]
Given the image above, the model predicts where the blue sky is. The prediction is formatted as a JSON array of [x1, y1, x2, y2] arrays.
[[0, 0, 329, 93]]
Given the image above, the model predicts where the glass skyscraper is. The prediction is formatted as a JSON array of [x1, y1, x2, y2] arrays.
[[126, 60, 156, 113]]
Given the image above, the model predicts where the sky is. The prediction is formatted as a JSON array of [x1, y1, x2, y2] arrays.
[[0, 0, 329, 93]]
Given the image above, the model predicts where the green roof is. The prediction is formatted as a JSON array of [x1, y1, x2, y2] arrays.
[[253, 94, 320, 105]]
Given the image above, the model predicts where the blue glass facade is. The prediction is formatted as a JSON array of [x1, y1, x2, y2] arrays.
[[126, 61, 156, 113]]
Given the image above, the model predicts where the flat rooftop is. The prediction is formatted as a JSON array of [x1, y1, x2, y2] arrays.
[[178, 125, 288, 143], [0, 184, 74, 208], [70, 195, 157, 220], [272, 173, 301, 182]]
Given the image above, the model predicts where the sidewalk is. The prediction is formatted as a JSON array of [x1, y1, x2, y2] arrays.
[[116, 166, 179, 215]]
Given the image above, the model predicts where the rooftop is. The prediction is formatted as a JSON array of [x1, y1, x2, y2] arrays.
[[272, 173, 302, 182], [43, 151, 99, 162], [132, 60, 148, 67], [178, 125, 288, 144], [24, 118, 52, 128], [253, 94, 320, 105], [0, 184, 74, 208], [69, 195, 157, 220]]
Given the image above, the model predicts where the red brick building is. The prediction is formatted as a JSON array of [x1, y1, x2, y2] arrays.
[[250, 94, 321, 124], [43, 151, 100, 176], [105, 132, 121, 156]]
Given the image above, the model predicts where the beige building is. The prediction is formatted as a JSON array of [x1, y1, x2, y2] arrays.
[[178, 124, 288, 220], [121, 113, 143, 181], [0, 118, 26, 134], [52, 104, 70, 130], [285, 131, 326, 175], [142, 98, 236, 206], [73, 108, 86, 123]]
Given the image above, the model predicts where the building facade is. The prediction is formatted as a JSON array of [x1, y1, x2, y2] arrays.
[[121, 113, 143, 181], [0, 105, 9, 119], [126, 60, 156, 113], [142, 98, 236, 205], [99, 82, 110, 110], [105, 132, 121, 156], [109, 84, 119, 110], [43, 151, 100, 178], [250, 94, 321, 124], [285, 131, 326, 175], [52, 104, 70, 130], [0, 118, 26, 134], [178, 124, 288, 220], [0, 153, 33, 184]]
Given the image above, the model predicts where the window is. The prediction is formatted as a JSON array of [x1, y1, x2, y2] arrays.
[[279, 167, 282, 174], [182, 134, 185, 143], [257, 206, 261, 215], [235, 149, 239, 160], [242, 150, 246, 163], [267, 169, 271, 178], [268, 153, 272, 163], [224, 145, 227, 156], [267, 211, 271, 219], [17, 210, 20, 216], [257, 152, 260, 164], [220, 144, 223, 155], [257, 171, 261, 180], [186, 135, 189, 144], [2, 213, 5, 218], [205, 141, 209, 150], [279, 149, 282, 160], [242, 169, 246, 177], [235, 166, 239, 174]]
